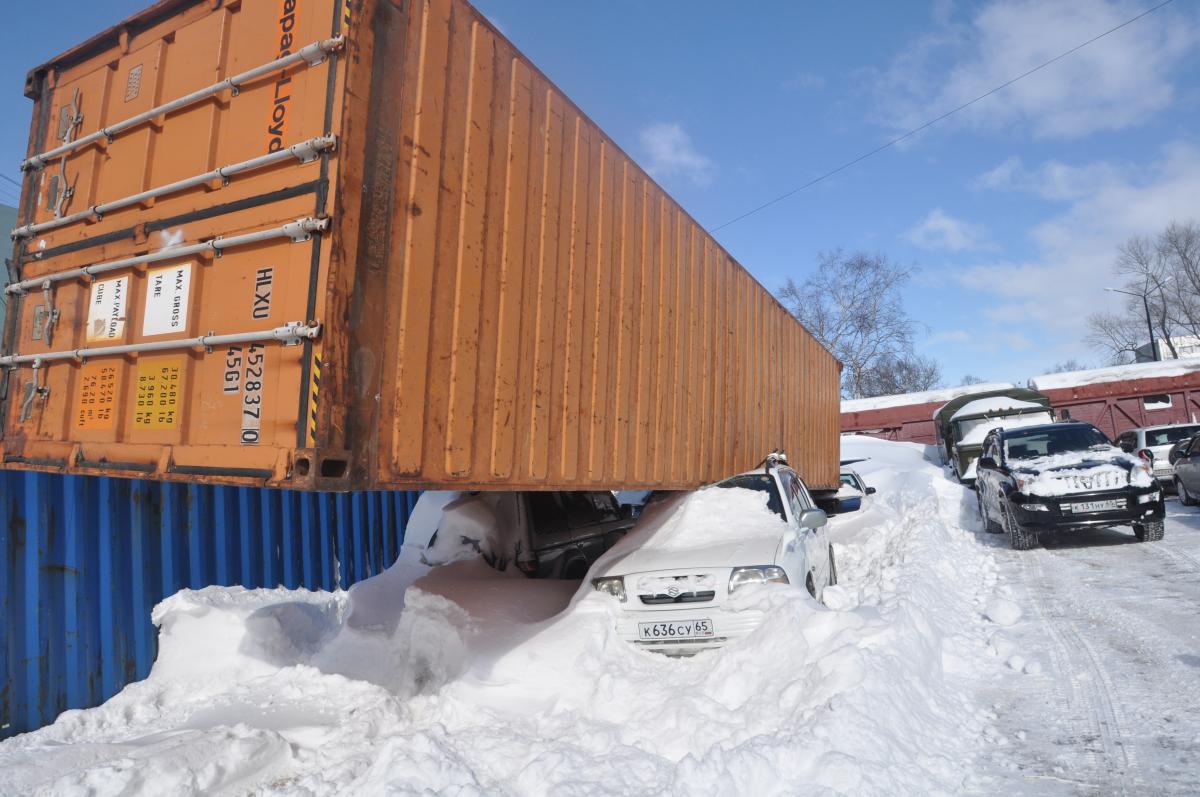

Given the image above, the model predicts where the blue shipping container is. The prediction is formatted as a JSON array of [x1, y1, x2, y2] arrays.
[[0, 470, 420, 739]]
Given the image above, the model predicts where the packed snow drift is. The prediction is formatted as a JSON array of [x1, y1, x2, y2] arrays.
[[0, 437, 1025, 796]]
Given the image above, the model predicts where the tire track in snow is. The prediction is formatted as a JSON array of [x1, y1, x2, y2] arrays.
[[1146, 539, 1200, 573], [1023, 549, 1141, 794]]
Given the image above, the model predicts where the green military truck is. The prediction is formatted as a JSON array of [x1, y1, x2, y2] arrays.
[[934, 388, 1054, 485]]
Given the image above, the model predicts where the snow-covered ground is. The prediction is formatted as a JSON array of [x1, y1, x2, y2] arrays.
[[3, 437, 1199, 794]]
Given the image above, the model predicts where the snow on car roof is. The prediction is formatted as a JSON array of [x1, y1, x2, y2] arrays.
[[1030, 357, 1200, 390], [841, 382, 1015, 413], [949, 397, 1046, 422]]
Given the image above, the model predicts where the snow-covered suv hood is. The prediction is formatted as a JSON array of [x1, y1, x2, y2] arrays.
[[1012, 447, 1153, 497], [587, 488, 789, 578]]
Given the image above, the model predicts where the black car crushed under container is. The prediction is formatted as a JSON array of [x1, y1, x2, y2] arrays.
[[975, 421, 1165, 550]]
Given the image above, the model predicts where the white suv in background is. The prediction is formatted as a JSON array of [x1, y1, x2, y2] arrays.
[[1116, 423, 1200, 490], [587, 456, 835, 655]]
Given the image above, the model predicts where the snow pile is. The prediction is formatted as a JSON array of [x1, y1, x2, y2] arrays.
[[2, 439, 1014, 796], [606, 486, 787, 552]]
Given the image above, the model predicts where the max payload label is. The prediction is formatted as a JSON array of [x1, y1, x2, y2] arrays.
[[75, 363, 119, 430]]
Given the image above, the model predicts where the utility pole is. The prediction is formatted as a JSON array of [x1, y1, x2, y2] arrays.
[[1105, 285, 1160, 361]]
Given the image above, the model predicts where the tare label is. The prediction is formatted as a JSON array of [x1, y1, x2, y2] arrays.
[[86, 276, 128, 342], [143, 263, 192, 336]]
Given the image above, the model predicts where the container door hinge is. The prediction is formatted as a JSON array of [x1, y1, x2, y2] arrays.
[[19, 361, 49, 422], [50, 89, 84, 218], [36, 281, 60, 346]]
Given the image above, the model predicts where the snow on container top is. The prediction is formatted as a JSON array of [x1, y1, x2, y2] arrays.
[[1030, 358, 1200, 391], [949, 397, 1047, 422], [0, 0, 841, 491], [841, 382, 1015, 414]]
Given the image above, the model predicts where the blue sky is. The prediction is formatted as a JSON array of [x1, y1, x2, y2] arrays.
[[3, 0, 1199, 386]]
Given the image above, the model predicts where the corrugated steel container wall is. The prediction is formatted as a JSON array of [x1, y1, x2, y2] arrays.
[[0, 470, 420, 739], [324, 0, 840, 491], [2, 0, 841, 492]]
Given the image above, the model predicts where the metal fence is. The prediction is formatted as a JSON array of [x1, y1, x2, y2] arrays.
[[1, 470, 420, 739]]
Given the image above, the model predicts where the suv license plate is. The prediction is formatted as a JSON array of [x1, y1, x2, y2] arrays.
[[638, 619, 714, 640], [1064, 499, 1125, 513]]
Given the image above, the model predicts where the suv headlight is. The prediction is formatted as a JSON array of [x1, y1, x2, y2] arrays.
[[729, 566, 789, 592], [592, 576, 626, 602]]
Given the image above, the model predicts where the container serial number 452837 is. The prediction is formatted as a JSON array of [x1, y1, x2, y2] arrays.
[[222, 344, 266, 445]]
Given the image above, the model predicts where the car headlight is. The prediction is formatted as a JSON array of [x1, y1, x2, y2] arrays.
[[592, 576, 626, 602], [729, 565, 789, 592], [1136, 491, 1160, 504], [1019, 502, 1049, 512]]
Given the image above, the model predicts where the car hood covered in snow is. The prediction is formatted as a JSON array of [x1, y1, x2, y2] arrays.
[[588, 488, 789, 578], [1011, 447, 1153, 496]]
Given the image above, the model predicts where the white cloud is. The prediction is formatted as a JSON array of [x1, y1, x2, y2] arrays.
[[974, 155, 1134, 200], [906, 208, 989, 252], [959, 141, 1200, 340], [639, 123, 714, 186], [872, 0, 1197, 139], [925, 329, 972, 346]]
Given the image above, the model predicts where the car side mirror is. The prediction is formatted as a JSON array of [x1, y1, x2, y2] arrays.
[[978, 456, 998, 470], [799, 508, 827, 529], [866, 486, 877, 495]]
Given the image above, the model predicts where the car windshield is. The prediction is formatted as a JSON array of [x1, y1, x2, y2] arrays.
[[1145, 425, 1200, 447], [716, 473, 786, 521], [1003, 426, 1112, 461]]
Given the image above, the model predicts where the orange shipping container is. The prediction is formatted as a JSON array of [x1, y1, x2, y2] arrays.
[[1, 0, 841, 491]]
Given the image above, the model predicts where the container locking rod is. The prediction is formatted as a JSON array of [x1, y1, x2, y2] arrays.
[[0, 322, 322, 369], [7, 217, 330, 293], [11, 138, 336, 240], [20, 37, 345, 172]]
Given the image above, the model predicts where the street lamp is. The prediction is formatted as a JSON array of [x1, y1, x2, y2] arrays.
[[1105, 276, 1172, 361]]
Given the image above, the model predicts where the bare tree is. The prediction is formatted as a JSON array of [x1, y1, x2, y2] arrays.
[[1087, 221, 1200, 363], [1046, 358, 1089, 374], [857, 353, 942, 397], [778, 250, 939, 398], [960, 374, 987, 385]]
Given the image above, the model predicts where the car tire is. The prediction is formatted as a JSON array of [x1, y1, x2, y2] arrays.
[[806, 573, 817, 598], [1178, 478, 1196, 507], [1133, 520, 1165, 542], [1004, 501, 1039, 550], [828, 545, 838, 587], [978, 491, 1003, 533]]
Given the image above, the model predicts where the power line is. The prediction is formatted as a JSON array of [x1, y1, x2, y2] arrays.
[[0, 174, 21, 189], [711, 0, 1175, 233]]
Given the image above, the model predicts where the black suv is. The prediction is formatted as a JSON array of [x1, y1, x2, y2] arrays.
[[975, 421, 1164, 549]]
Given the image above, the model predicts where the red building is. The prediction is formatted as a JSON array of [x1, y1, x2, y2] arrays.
[[840, 359, 1200, 444], [840, 383, 1017, 445], [1029, 359, 1200, 439]]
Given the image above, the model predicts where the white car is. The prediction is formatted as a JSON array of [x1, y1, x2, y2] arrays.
[[1115, 424, 1200, 489], [588, 456, 835, 655]]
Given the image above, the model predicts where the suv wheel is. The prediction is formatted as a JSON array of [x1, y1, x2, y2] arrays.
[[977, 491, 1003, 534], [1004, 501, 1039, 550], [1133, 520, 1165, 542], [1178, 478, 1196, 507]]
